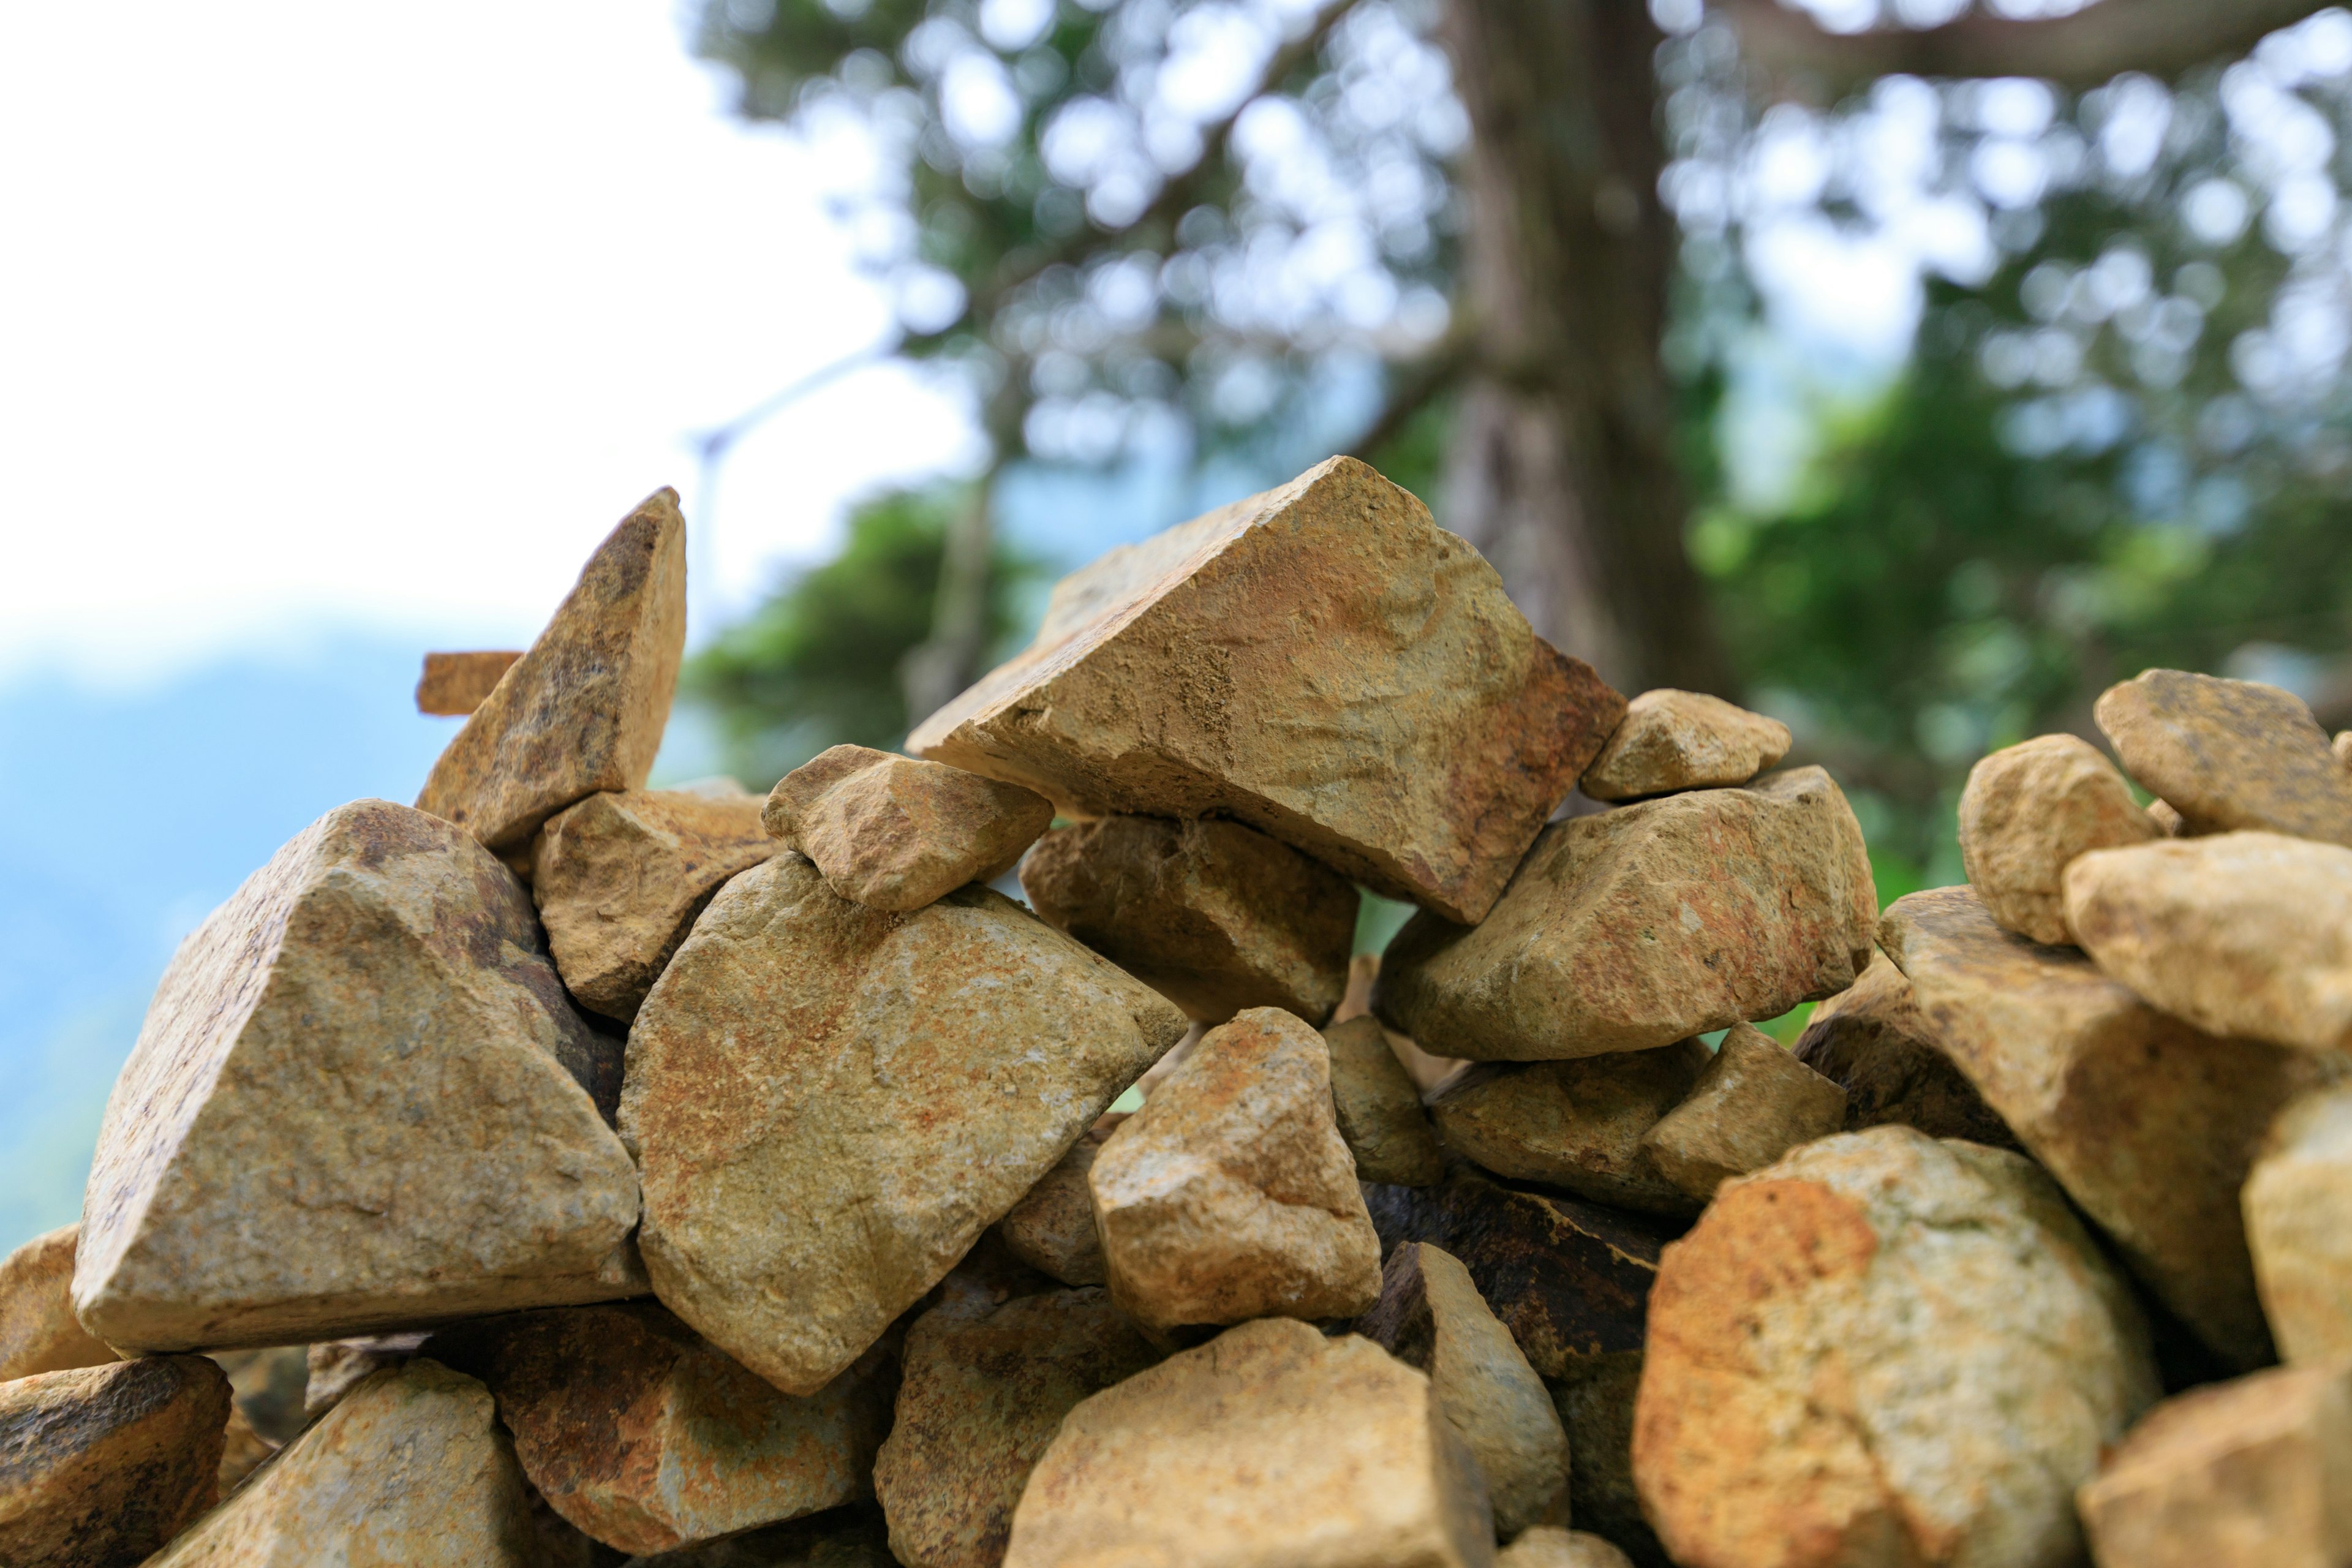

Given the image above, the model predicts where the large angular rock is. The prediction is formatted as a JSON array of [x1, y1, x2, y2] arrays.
[[2077, 1361, 2352, 1568], [431, 1303, 894, 1555], [1327, 1016, 1448, 1186], [1638, 1023, 1847, 1204], [1882, 884, 2344, 1368], [766, 746, 1053, 913], [418, 489, 687, 850], [873, 1288, 1159, 1568], [623, 853, 1187, 1396], [2094, 668, 2352, 846], [75, 801, 644, 1352], [1579, 689, 1790, 802], [997, 1133, 1109, 1287], [1633, 1128, 2157, 1568], [1498, 1529, 1635, 1568], [1003, 1317, 1495, 1568], [0, 1225, 115, 1382], [2245, 1080, 2352, 1366], [1428, 1044, 1708, 1216], [1089, 1006, 1382, 1334], [909, 457, 1624, 925], [415, 649, 524, 716], [1792, 952, 2020, 1150], [532, 787, 775, 1022], [1378, 769, 1876, 1061], [1958, 733, 2158, 944], [1357, 1242, 1569, 1537], [2065, 832, 2352, 1054], [0, 1355, 230, 1568], [148, 1360, 539, 1564], [1020, 815, 1357, 1023]]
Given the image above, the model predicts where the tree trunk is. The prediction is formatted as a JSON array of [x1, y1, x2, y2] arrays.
[[1437, 0, 1734, 699]]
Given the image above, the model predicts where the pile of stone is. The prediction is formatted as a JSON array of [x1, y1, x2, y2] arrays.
[[2, 456, 2347, 1568]]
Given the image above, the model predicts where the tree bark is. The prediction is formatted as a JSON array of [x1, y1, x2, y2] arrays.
[[1437, 0, 1733, 699]]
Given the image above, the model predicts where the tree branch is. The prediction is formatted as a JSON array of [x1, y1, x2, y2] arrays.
[[1720, 0, 2331, 96]]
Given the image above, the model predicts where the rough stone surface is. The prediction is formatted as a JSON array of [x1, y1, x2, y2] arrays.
[[622, 1509, 896, 1567], [1020, 814, 1357, 1023], [1639, 1023, 1847, 1203], [149, 1360, 539, 1565], [532, 788, 775, 1022], [2065, 831, 2352, 1054], [2149, 798, 2185, 835], [997, 1134, 1109, 1287], [75, 800, 644, 1352], [2245, 1080, 2352, 1366], [765, 746, 1053, 913], [1357, 1242, 1569, 1537], [1327, 1016, 1448, 1186], [2078, 1362, 2352, 1568], [908, 456, 1624, 925], [1002, 1316, 1495, 1568], [1430, 1044, 1707, 1216], [431, 1302, 894, 1556], [2339, 729, 2352, 769], [1497, 1529, 1635, 1568], [216, 1401, 275, 1498], [416, 650, 524, 716], [873, 1288, 1159, 1568], [0, 1354, 230, 1568], [0, 1226, 116, 1382], [1547, 1354, 1659, 1568], [418, 489, 687, 850], [1792, 953, 2019, 1150], [305, 1332, 426, 1420], [1378, 769, 1875, 1061], [1089, 1006, 1383, 1333], [1634, 1128, 2158, 1568], [2095, 668, 2352, 846], [1957, 733, 2158, 944], [1580, 690, 1791, 802], [1882, 883, 2343, 1370], [623, 853, 1188, 1396]]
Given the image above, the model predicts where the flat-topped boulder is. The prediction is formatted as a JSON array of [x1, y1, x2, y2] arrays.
[[1579, 689, 1790, 802], [0, 1224, 116, 1382], [0, 1355, 230, 1567], [1958, 734, 2158, 945], [909, 457, 1624, 924], [2094, 669, 2352, 846], [765, 745, 1053, 912]]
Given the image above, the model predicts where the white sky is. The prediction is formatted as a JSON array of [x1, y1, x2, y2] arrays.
[[0, 1, 979, 684]]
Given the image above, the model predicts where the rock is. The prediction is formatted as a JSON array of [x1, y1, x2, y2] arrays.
[[1497, 1529, 1635, 1568], [1632, 1127, 2157, 1568], [0, 1225, 115, 1382], [416, 650, 524, 716], [2065, 832, 2352, 1054], [1357, 1242, 1569, 1537], [2149, 798, 2185, 835], [74, 801, 644, 1352], [1019, 815, 1357, 1023], [148, 1360, 540, 1565], [216, 1401, 276, 1498], [1638, 1023, 1847, 1203], [417, 489, 687, 851], [2094, 668, 2352, 846], [764, 745, 1052, 913], [1579, 690, 1791, 802], [429, 1303, 894, 1556], [1956, 734, 2158, 945], [2078, 1361, 2352, 1568], [0, 1354, 230, 1567], [304, 1332, 426, 1421], [1377, 769, 1876, 1061], [2245, 1080, 2352, 1366], [1546, 1354, 1660, 1568], [872, 1287, 1159, 1568], [1001, 1316, 1496, 1568], [531, 786, 775, 1022], [908, 456, 1624, 925], [1327, 1016, 1448, 1186], [1089, 1006, 1383, 1334], [997, 1134, 1109, 1287], [1428, 1044, 1708, 1216], [1881, 884, 2343, 1370], [1792, 952, 2020, 1150], [623, 854, 1187, 1396], [2339, 729, 2352, 769], [622, 1509, 896, 1567], [209, 1346, 310, 1446]]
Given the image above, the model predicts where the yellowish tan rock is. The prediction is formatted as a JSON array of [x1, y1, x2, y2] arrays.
[[74, 799, 644, 1352], [1638, 1023, 1847, 1204], [2095, 668, 2352, 846], [1090, 1006, 1382, 1334], [2065, 831, 2352, 1054], [417, 489, 687, 850], [1580, 689, 1791, 802], [1792, 952, 2020, 1150], [1496, 1529, 1635, 1568], [2246, 1080, 2352, 1365], [1957, 734, 2157, 945], [0, 1355, 230, 1567], [1429, 1044, 1708, 1216], [1327, 1016, 1449, 1186], [415, 649, 524, 717], [765, 745, 1053, 912], [1632, 1127, 2156, 1568], [997, 1134, 1110, 1287], [304, 1332, 426, 1422], [532, 786, 774, 1021], [1003, 1316, 1496, 1568], [2078, 1361, 2352, 1568], [910, 457, 1625, 925], [623, 853, 1186, 1395], [0, 1225, 115, 1382], [1378, 769, 1876, 1061]]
